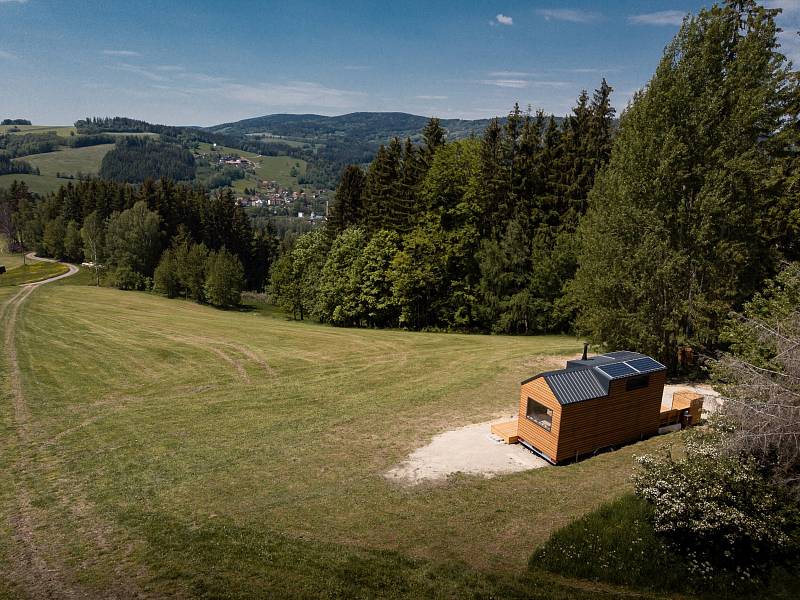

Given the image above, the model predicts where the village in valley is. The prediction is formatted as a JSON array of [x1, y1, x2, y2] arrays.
[[201, 143, 330, 224]]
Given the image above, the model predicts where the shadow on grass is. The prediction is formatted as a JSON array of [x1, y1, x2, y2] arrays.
[[530, 494, 800, 600]]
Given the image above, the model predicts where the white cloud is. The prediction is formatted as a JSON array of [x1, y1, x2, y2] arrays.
[[628, 10, 686, 26], [416, 95, 448, 100], [495, 14, 513, 26], [103, 49, 141, 57], [343, 65, 371, 71], [0, 50, 17, 59], [110, 63, 170, 82], [480, 79, 528, 88], [489, 70, 532, 77], [0, 0, 30, 4], [536, 9, 599, 23]]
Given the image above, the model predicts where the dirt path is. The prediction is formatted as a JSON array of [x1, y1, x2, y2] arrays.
[[1, 257, 146, 599]]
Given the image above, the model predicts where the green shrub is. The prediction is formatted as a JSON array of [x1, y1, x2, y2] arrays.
[[153, 249, 181, 298], [204, 248, 244, 308], [634, 434, 798, 583], [110, 265, 149, 291]]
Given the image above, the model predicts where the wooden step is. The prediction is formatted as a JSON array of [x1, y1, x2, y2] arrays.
[[491, 420, 519, 444]]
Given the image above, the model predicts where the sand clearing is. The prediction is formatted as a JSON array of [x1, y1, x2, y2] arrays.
[[386, 417, 549, 485]]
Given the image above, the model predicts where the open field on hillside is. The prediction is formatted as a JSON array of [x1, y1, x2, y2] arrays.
[[253, 155, 307, 189], [0, 261, 69, 287], [1, 283, 681, 598], [15, 143, 116, 177], [0, 173, 66, 194], [0, 245, 25, 271], [196, 142, 307, 191], [0, 124, 76, 136]]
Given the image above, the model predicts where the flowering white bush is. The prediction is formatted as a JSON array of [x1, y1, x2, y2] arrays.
[[633, 432, 796, 580]]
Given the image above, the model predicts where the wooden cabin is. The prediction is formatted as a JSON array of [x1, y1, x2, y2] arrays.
[[495, 350, 667, 464]]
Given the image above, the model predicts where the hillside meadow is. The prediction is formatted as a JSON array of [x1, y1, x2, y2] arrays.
[[16, 143, 115, 177], [1, 280, 680, 598]]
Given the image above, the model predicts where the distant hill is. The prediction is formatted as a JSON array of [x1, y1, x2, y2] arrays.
[[207, 112, 503, 144]]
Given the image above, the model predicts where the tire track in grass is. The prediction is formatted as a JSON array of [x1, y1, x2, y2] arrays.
[[1, 263, 149, 599]]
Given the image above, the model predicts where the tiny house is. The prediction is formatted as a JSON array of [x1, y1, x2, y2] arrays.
[[495, 349, 667, 464]]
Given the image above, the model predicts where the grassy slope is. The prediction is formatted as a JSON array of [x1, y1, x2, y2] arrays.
[[1, 284, 680, 597], [0, 262, 68, 287], [15, 144, 116, 177], [197, 142, 307, 191], [0, 125, 76, 136], [0, 143, 115, 194], [0, 248, 25, 271], [0, 174, 67, 195]]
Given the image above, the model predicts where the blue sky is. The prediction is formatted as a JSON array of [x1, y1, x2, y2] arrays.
[[1, 0, 798, 126]]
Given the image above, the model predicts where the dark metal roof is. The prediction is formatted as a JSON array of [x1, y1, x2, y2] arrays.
[[522, 351, 666, 405], [545, 368, 607, 404]]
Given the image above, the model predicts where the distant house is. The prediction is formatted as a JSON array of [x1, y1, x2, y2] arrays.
[[493, 348, 668, 463]]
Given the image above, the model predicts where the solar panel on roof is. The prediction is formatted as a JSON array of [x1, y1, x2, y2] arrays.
[[597, 362, 637, 378], [626, 357, 665, 373]]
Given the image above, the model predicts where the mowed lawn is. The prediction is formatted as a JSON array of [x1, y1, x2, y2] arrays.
[[1, 284, 676, 598]]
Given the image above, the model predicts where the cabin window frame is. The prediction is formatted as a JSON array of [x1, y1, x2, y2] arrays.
[[525, 397, 553, 432], [626, 374, 650, 391]]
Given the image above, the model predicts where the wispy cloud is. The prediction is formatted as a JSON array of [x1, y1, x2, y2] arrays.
[[480, 79, 528, 88], [628, 10, 686, 26], [0, 0, 30, 4], [103, 49, 141, 57], [111, 62, 169, 82], [343, 65, 371, 71], [0, 50, 18, 59], [155, 65, 184, 72], [495, 13, 513, 26], [416, 95, 448, 100], [536, 8, 600, 23], [489, 70, 532, 77]]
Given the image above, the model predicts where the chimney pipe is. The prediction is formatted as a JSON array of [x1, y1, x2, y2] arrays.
[[582, 343, 589, 361]]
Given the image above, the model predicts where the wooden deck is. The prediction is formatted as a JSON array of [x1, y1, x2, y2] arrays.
[[491, 420, 519, 444]]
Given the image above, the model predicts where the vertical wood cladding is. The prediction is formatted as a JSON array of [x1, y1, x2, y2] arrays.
[[516, 371, 666, 463]]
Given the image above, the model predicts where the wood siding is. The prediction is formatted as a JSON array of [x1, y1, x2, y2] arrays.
[[517, 378, 562, 463], [554, 371, 666, 462]]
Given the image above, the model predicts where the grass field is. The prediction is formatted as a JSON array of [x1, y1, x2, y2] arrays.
[[0, 173, 67, 195], [196, 142, 307, 191], [0, 261, 69, 287], [1, 283, 685, 598], [0, 124, 76, 136], [14, 144, 115, 177], [0, 245, 25, 271]]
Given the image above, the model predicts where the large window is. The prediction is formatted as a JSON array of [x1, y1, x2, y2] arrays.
[[526, 397, 553, 432], [626, 375, 650, 391]]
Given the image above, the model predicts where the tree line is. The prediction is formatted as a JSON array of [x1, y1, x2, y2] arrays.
[[99, 138, 197, 183], [272, 83, 615, 333], [1, 178, 278, 306]]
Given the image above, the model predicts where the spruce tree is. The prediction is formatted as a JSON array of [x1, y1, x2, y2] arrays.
[[570, 0, 797, 365]]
